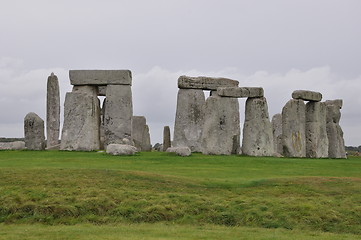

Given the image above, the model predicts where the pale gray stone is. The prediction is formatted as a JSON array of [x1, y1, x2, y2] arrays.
[[242, 97, 274, 156], [325, 101, 346, 158], [217, 87, 264, 98], [201, 96, 240, 155], [292, 90, 322, 102], [106, 144, 138, 155], [0, 141, 26, 150], [103, 85, 133, 146], [282, 99, 306, 157], [98, 86, 107, 96], [163, 126, 171, 151], [272, 113, 283, 155], [325, 99, 343, 109], [166, 147, 192, 157], [143, 125, 152, 151], [24, 112, 45, 150], [178, 76, 239, 90], [305, 101, 329, 158], [131, 116, 151, 151], [173, 89, 205, 152], [46, 73, 60, 148], [60, 86, 101, 151], [69, 70, 132, 86]]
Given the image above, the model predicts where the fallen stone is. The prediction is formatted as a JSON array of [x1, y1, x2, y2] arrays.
[[178, 76, 239, 90], [173, 89, 205, 152], [325, 101, 346, 158], [69, 70, 132, 85], [166, 147, 192, 157], [271, 113, 283, 155], [24, 112, 46, 150], [282, 99, 306, 157], [217, 87, 264, 98], [0, 141, 26, 150], [292, 90, 322, 102], [163, 126, 171, 151], [242, 97, 274, 157], [46, 72, 60, 149], [305, 101, 329, 158], [106, 144, 138, 155]]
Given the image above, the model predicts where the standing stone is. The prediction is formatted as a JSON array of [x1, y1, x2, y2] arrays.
[[132, 116, 151, 151], [103, 85, 133, 146], [325, 100, 346, 158], [272, 113, 283, 155], [24, 112, 45, 150], [242, 97, 274, 156], [46, 73, 60, 148], [282, 99, 306, 157], [143, 125, 152, 151], [305, 101, 329, 158], [173, 89, 205, 152], [201, 96, 240, 155], [163, 126, 171, 151], [60, 86, 101, 151]]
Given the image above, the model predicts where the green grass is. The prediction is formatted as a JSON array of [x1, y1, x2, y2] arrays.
[[0, 151, 360, 239]]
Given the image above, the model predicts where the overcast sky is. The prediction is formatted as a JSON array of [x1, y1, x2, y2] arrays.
[[1, 0, 360, 146]]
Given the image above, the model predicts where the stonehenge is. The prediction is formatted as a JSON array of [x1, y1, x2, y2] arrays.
[[46, 73, 60, 148], [271, 113, 283, 155], [132, 116, 151, 151], [24, 112, 45, 150], [163, 126, 171, 152]]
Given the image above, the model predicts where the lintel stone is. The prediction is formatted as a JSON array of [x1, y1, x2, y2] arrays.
[[217, 87, 264, 98], [69, 70, 132, 86], [178, 76, 238, 90], [292, 90, 322, 102]]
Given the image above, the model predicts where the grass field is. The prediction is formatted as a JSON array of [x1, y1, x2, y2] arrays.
[[0, 151, 360, 239]]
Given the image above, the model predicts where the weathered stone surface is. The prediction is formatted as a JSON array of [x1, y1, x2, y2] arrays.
[[106, 144, 138, 155], [178, 76, 239, 90], [46, 73, 60, 148], [217, 87, 264, 98], [60, 86, 101, 151], [103, 85, 133, 146], [98, 86, 107, 96], [173, 89, 205, 152], [69, 70, 132, 86], [143, 125, 152, 151], [325, 101, 346, 158], [272, 113, 283, 155], [242, 97, 274, 156], [24, 112, 45, 150], [282, 99, 306, 157], [305, 102, 329, 158], [292, 90, 322, 102], [0, 141, 26, 150], [163, 126, 171, 151], [201, 96, 240, 155], [131, 116, 152, 151], [166, 147, 192, 157]]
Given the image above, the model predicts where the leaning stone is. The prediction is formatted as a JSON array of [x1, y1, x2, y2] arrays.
[[163, 126, 171, 151], [46, 73, 60, 149], [166, 147, 192, 157], [282, 99, 306, 157], [178, 76, 239, 90], [24, 112, 45, 150], [305, 102, 329, 158], [292, 90, 322, 102], [271, 113, 283, 155], [69, 70, 132, 85], [103, 85, 133, 146], [173, 89, 205, 152], [0, 141, 26, 150], [201, 96, 240, 155], [217, 87, 264, 98], [242, 97, 274, 156], [325, 101, 346, 158], [60, 86, 101, 151], [106, 144, 138, 155]]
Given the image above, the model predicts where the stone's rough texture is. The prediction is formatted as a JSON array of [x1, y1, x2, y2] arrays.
[[69, 70, 132, 86], [292, 90, 322, 102], [163, 126, 171, 151], [166, 147, 192, 157], [242, 97, 274, 156], [173, 89, 205, 152], [325, 99, 343, 109], [201, 96, 240, 155], [153, 143, 162, 152], [0, 141, 26, 150], [178, 75, 239, 90], [217, 87, 264, 98], [325, 101, 346, 158], [103, 85, 133, 146], [305, 102, 329, 158], [98, 86, 107, 96], [24, 112, 45, 150], [106, 144, 138, 155], [131, 116, 152, 151], [282, 99, 306, 157], [46, 73, 60, 148], [60, 86, 101, 151], [272, 113, 283, 155]]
